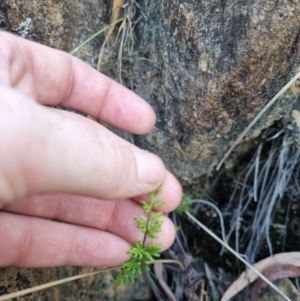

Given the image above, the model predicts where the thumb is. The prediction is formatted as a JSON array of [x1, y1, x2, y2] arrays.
[[0, 89, 165, 203]]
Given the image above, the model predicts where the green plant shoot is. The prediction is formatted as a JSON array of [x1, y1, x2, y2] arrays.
[[176, 194, 192, 215], [113, 186, 165, 285]]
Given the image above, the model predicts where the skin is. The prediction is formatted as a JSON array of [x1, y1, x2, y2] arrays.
[[0, 32, 182, 268]]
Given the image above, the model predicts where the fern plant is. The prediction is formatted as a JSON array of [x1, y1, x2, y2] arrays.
[[113, 186, 165, 285]]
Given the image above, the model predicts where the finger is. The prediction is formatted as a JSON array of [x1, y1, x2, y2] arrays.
[[2, 196, 176, 248], [2, 171, 181, 217], [0, 89, 165, 203], [0, 32, 155, 134], [0, 212, 132, 267]]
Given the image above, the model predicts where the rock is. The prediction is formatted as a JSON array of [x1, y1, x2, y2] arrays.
[[133, 0, 300, 181], [0, 267, 60, 301]]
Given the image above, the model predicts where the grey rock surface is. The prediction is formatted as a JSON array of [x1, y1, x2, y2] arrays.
[[133, 0, 300, 181]]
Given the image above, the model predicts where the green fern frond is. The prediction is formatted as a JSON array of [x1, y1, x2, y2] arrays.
[[148, 185, 163, 199], [152, 200, 165, 208], [113, 186, 165, 285], [140, 200, 151, 213], [134, 217, 147, 233]]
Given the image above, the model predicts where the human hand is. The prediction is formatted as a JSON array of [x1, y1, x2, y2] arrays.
[[0, 32, 182, 268]]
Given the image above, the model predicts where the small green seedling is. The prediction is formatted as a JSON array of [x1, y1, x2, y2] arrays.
[[113, 186, 165, 285], [176, 194, 192, 215]]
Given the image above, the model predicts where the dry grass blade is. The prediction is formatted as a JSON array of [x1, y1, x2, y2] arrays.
[[0, 260, 184, 301], [163, 212, 197, 301], [222, 252, 300, 301], [69, 18, 124, 55], [154, 262, 178, 301], [217, 71, 300, 170], [156, 259, 185, 272], [185, 212, 292, 301], [112, 0, 124, 24], [0, 268, 115, 301], [97, 0, 124, 70], [221, 125, 300, 262]]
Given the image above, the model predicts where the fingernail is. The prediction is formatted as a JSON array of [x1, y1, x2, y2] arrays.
[[132, 150, 166, 185]]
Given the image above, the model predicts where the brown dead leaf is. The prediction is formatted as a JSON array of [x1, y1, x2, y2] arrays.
[[250, 265, 300, 301], [221, 252, 300, 301]]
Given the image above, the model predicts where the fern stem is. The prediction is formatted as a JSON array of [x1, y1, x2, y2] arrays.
[[142, 198, 154, 246]]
